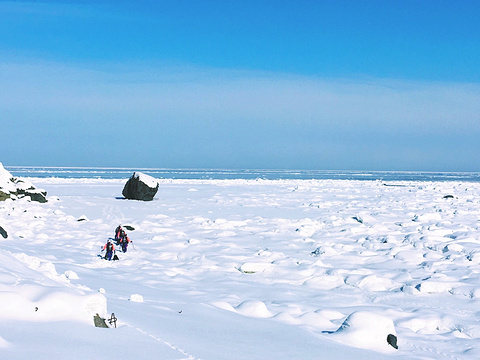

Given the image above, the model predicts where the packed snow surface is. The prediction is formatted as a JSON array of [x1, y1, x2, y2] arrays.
[[1, 177, 480, 359]]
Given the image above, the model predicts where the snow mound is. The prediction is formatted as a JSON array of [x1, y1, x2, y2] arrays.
[[415, 281, 454, 294], [357, 275, 397, 292], [0, 163, 17, 193], [64, 270, 79, 280], [0, 250, 107, 326], [330, 311, 398, 352], [239, 262, 271, 273], [129, 294, 144, 302], [399, 315, 455, 334], [413, 212, 442, 222], [0, 288, 107, 324], [235, 300, 273, 318], [305, 274, 344, 290], [0, 336, 9, 349]]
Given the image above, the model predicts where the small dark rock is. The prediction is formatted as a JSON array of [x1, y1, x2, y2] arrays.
[[25, 190, 48, 203], [443, 195, 455, 199], [93, 313, 109, 328], [387, 334, 398, 349], [311, 247, 324, 256], [0, 226, 7, 239], [352, 216, 363, 224], [0, 190, 10, 201]]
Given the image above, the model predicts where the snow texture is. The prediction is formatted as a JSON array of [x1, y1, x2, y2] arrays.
[[1, 177, 480, 359]]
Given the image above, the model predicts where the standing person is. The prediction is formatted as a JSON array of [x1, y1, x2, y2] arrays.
[[120, 234, 131, 253], [114, 225, 123, 243], [102, 239, 116, 261]]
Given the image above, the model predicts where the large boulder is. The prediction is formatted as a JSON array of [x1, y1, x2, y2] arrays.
[[0, 162, 47, 203], [122, 172, 159, 201]]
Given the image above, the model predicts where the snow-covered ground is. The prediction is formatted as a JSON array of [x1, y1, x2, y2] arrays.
[[1, 177, 480, 359]]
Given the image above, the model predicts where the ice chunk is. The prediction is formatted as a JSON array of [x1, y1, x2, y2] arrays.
[[330, 311, 398, 352]]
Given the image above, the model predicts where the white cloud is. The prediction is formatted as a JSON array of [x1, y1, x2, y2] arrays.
[[1, 60, 479, 170], [1, 60, 478, 135]]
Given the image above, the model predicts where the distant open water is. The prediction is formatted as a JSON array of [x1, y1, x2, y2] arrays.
[[5, 166, 480, 182]]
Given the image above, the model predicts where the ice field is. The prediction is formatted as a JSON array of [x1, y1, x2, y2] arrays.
[[2, 176, 480, 359]]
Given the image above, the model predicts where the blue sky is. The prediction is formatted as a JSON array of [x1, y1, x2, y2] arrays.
[[1, 1, 479, 171]]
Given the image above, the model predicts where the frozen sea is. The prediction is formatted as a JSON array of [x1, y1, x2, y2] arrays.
[[2, 166, 480, 359], [6, 166, 480, 182]]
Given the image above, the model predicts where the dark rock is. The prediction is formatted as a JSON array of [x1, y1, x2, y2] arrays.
[[352, 216, 363, 224], [387, 334, 398, 349], [122, 172, 159, 201], [24, 190, 48, 203], [93, 313, 109, 328], [0, 226, 7, 239], [0, 189, 10, 201], [0, 163, 47, 203], [443, 195, 455, 199]]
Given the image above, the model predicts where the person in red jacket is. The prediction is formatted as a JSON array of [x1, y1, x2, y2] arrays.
[[102, 239, 116, 260], [114, 225, 123, 244], [119, 233, 131, 253]]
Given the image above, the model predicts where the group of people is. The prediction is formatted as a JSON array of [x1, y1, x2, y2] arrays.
[[101, 224, 132, 261], [114, 224, 132, 252]]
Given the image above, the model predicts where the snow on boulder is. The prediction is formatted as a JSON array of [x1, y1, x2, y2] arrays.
[[0, 162, 16, 194], [122, 172, 159, 201], [0, 162, 47, 203], [235, 300, 273, 318], [330, 311, 398, 352]]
